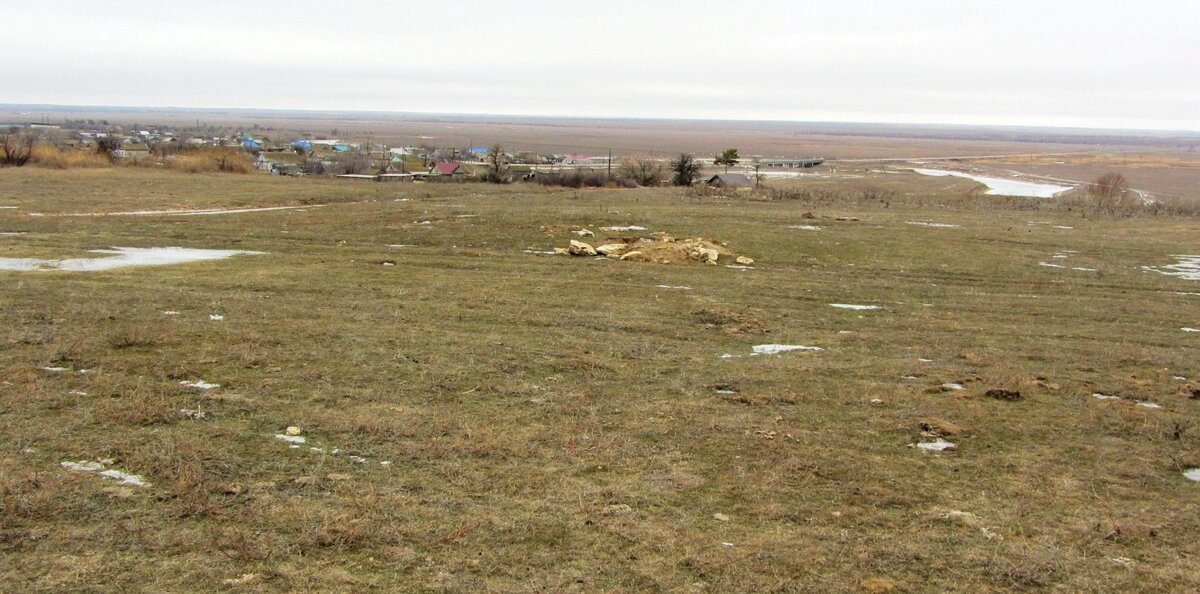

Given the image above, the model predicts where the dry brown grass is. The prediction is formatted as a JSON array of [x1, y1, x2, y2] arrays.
[[29, 146, 111, 169], [163, 148, 254, 174], [1, 167, 1199, 591]]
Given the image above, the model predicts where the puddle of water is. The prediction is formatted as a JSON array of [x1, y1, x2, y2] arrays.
[[1143, 255, 1200, 281], [906, 221, 960, 228], [0, 247, 262, 272], [830, 304, 879, 310], [913, 168, 1073, 198], [916, 439, 956, 452]]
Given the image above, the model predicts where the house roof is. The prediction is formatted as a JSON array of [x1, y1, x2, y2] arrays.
[[431, 162, 462, 175], [707, 173, 752, 187]]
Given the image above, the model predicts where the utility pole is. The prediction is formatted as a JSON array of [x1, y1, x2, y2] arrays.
[[607, 148, 612, 179]]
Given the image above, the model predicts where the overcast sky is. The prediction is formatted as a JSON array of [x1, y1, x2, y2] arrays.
[[3, 0, 1198, 131]]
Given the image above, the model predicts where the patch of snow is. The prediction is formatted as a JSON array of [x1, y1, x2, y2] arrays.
[[1053, 225, 1074, 229], [99, 469, 150, 487], [0, 247, 262, 272], [830, 304, 879, 310], [942, 383, 964, 391], [656, 285, 692, 290], [751, 344, 823, 355], [522, 249, 557, 256], [180, 380, 219, 390], [1174, 376, 1188, 381], [725, 265, 754, 270], [912, 168, 1073, 198], [1143, 255, 1200, 282], [915, 439, 956, 451], [69, 205, 323, 217], [715, 389, 737, 395], [69, 391, 88, 396], [274, 434, 306, 444], [42, 366, 70, 372], [1184, 469, 1200, 482], [788, 225, 822, 231], [60, 461, 105, 472], [209, 314, 224, 321], [1092, 393, 1121, 401], [918, 358, 933, 363], [906, 221, 960, 228], [162, 311, 180, 316], [1136, 401, 1163, 410], [601, 225, 648, 231], [1182, 327, 1200, 333], [61, 460, 149, 487]]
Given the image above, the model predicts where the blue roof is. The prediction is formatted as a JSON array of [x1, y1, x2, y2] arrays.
[[291, 140, 312, 149], [242, 139, 260, 149], [468, 147, 488, 154]]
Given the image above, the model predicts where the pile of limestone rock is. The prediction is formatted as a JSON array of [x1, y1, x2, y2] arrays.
[[555, 229, 754, 266]]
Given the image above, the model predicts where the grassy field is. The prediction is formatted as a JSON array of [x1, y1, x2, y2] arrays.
[[2, 168, 1199, 592]]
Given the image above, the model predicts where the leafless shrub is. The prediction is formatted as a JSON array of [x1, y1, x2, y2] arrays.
[[619, 159, 664, 187], [0, 132, 34, 167]]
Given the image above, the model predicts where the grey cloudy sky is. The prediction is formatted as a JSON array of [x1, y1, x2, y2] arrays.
[[3, 0, 1198, 130]]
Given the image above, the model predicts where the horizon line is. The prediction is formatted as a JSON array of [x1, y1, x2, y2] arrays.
[[3, 102, 1199, 137]]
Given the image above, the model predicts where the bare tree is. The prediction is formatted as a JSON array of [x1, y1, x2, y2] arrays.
[[669, 153, 702, 186], [619, 158, 663, 187], [1091, 172, 1129, 200], [483, 144, 509, 183], [0, 132, 34, 167], [336, 151, 375, 175]]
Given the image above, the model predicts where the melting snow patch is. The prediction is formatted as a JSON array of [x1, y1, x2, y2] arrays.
[[1136, 401, 1164, 410], [180, 380, 219, 390], [906, 221, 960, 228], [918, 358, 934, 363], [69, 391, 88, 396], [1184, 469, 1200, 482], [0, 247, 263, 272], [752, 344, 822, 355], [725, 265, 754, 271], [522, 249, 557, 256], [656, 285, 691, 290], [1182, 328, 1200, 333], [1143, 255, 1200, 281], [601, 225, 648, 232], [788, 225, 822, 231], [61, 460, 149, 487], [1093, 393, 1121, 401], [42, 366, 70, 372], [209, 314, 224, 321], [274, 434, 306, 444], [915, 439, 956, 452], [1053, 226, 1074, 229], [942, 383, 964, 391], [162, 311, 180, 316], [830, 304, 879, 310]]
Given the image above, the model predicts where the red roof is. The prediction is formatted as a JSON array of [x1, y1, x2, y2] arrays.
[[431, 162, 462, 175]]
